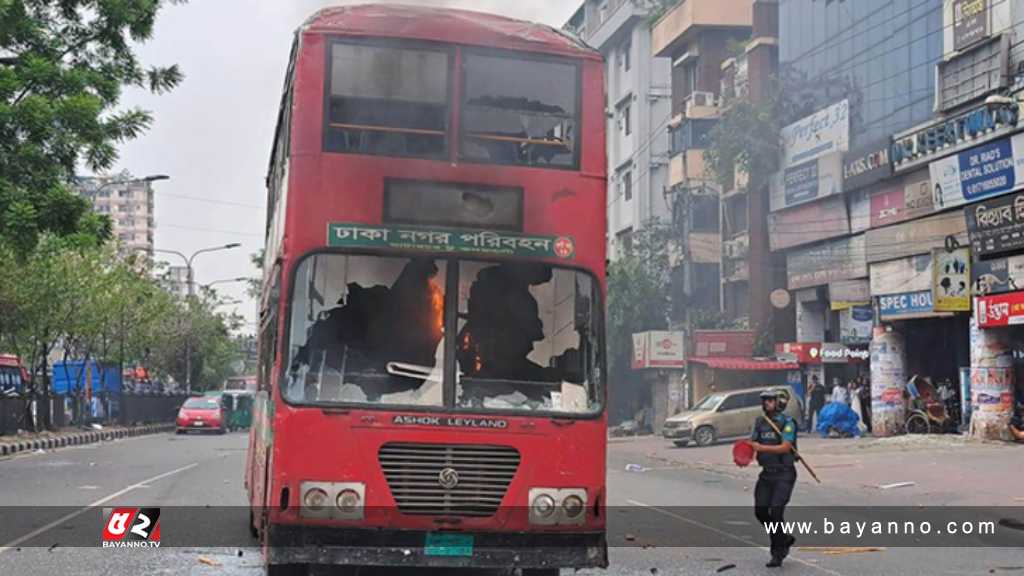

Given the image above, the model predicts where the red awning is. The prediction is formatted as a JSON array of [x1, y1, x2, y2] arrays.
[[687, 357, 800, 371]]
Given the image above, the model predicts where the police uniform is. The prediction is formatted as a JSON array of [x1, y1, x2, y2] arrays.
[[751, 394, 798, 565]]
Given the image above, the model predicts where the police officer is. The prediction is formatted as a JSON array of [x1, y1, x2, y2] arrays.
[[749, 388, 799, 568]]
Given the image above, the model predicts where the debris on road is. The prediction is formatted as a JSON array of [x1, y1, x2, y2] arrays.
[[34, 449, 45, 454], [625, 464, 647, 472], [878, 481, 914, 490], [716, 563, 737, 572], [625, 533, 636, 542], [197, 556, 221, 567], [48, 543, 58, 552], [90, 424, 103, 430]]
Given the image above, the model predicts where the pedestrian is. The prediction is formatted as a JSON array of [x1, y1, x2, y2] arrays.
[[807, 375, 825, 432], [830, 377, 849, 405], [749, 388, 799, 568], [858, 377, 872, 432]]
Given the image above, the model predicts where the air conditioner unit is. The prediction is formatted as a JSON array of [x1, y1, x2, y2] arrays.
[[691, 91, 716, 107]]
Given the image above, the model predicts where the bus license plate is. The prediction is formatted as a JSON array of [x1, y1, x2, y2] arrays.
[[424, 533, 473, 557]]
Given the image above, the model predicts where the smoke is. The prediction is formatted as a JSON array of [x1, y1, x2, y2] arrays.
[[286, 0, 577, 28]]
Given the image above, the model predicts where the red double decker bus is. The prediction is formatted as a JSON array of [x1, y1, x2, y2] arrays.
[[247, 5, 607, 574]]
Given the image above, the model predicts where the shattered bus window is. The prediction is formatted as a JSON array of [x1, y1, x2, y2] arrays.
[[286, 255, 446, 407], [324, 42, 450, 159], [461, 51, 579, 168], [456, 262, 599, 413]]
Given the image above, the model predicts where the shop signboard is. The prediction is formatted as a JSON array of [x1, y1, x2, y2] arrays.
[[775, 342, 821, 364], [971, 254, 1024, 295], [964, 190, 1024, 258], [870, 254, 933, 296], [932, 247, 971, 312], [892, 101, 1019, 170], [821, 342, 871, 364], [770, 152, 844, 212], [929, 132, 1024, 212], [878, 290, 935, 319], [693, 330, 755, 358], [768, 194, 850, 251], [843, 138, 893, 191], [849, 189, 871, 233], [869, 174, 934, 228], [865, 209, 967, 263], [839, 305, 874, 345], [787, 234, 867, 290], [953, 0, 988, 52], [781, 99, 849, 167], [830, 279, 871, 310], [974, 292, 1024, 327], [632, 331, 686, 369]]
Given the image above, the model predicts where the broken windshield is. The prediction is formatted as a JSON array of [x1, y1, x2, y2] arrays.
[[283, 254, 601, 414], [460, 50, 579, 169]]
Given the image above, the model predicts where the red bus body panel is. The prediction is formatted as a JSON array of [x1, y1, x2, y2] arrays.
[[248, 4, 608, 570]]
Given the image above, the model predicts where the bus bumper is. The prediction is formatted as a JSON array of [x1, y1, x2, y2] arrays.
[[266, 525, 608, 569]]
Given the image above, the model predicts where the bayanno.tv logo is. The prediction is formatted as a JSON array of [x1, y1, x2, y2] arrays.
[[102, 507, 161, 548]]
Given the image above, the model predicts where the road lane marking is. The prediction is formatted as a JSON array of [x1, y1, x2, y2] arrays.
[[0, 462, 198, 554], [627, 499, 845, 576]]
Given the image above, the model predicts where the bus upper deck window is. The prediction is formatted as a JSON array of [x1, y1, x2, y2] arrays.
[[461, 51, 579, 169], [324, 42, 449, 159]]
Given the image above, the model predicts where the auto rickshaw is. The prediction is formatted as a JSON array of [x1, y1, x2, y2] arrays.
[[221, 390, 254, 431]]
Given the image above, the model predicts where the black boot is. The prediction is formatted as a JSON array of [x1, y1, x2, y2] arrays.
[[766, 555, 783, 568], [781, 534, 796, 559]]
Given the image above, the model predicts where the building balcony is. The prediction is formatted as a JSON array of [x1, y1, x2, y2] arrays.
[[587, 0, 643, 49], [669, 149, 711, 188], [652, 0, 754, 58], [688, 232, 721, 264]]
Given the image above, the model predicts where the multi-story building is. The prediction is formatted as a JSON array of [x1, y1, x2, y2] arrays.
[[164, 266, 190, 298], [651, 0, 755, 324], [565, 0, 673, 259], [75, 173, 157, 254]]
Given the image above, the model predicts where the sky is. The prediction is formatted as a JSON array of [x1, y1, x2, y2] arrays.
[[116, 0, 581, 334]]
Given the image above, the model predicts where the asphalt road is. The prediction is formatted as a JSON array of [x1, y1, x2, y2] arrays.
[[0, 432, 1019, 575]]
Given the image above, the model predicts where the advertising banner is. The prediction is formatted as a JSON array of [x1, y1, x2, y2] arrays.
[[632, 331, 686, 369], [865, 209, 967, 263], [972, 254, 1024, 295], [869, 173, 934, 228], [928, 132, 1024, 212], [964, 190, 1024, 258], [932, 247, 971, 312], [770, 152, 844, 212], [953, 0, 989, 51], [768, 194, 850, 251], [839, 305, 874, 345], [781, 99, 850, 166], [878, 290, 935, 319], [821, 342, 871, 364], [975, 291, 1024, 327], [870, 254, 933, 296], [787, 234, 868, 290]]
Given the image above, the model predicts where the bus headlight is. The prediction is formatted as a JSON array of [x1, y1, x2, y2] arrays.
[[299, 482, 365, 520], [303, 487, 329, 511], [562, 494, 585, 519], [529, 488, 587, 525]]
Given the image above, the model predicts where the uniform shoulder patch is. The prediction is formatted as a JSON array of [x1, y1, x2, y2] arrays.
[[783, 421, 795, 433]]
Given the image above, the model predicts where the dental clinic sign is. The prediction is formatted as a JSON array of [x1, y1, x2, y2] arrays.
[[781, 100, 849, 167], [929, 132, 1024, 212]]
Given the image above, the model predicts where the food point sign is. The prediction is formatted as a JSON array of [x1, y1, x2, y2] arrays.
[[632, 331, 685, 370]]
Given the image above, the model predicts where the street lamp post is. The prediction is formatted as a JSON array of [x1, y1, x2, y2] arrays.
[[152, 244, 242, 394]]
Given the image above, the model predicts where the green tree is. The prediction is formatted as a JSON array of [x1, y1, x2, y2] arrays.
[[0, 0, 184, 254]]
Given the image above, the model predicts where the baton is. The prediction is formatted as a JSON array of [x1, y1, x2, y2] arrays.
[[762, 416, 821, 484]]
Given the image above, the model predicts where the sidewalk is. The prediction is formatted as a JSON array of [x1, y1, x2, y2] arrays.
[[612, 433, 1024, 506], [0, 423, 174, 457]]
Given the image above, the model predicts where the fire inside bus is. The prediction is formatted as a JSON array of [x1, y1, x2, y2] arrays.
[[247, 5, 607, 574]]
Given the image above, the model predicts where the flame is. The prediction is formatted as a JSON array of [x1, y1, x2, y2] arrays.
[[460, 330, 483, 373], [429, 280, 444, 336]]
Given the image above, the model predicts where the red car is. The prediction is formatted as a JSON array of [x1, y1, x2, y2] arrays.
[[175, 396, 226, 434]]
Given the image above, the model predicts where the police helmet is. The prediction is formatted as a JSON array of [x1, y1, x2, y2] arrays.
[[759, 389, 779, 401]]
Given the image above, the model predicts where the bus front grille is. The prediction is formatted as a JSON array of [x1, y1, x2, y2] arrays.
[[378, 442, 521, 517]]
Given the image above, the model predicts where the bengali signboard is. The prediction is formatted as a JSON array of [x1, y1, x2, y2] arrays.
[[327, 223, 575, 260], [929, 132, 1024, 212], [692, 330, 756, 358], [870, 255, 933, 296], [770, 152, 844, 211], [975, 292, 1024, 327], [878, 290, 935, 319], [972, 254, 1024, 295], [768, 194, 850, 251], [787, 234, 867, 290], [843, 138, 893, 190], [932, 247, 971, 312], [964, 190, 1024, 258], [865, 209, 968, 263], [869, 173, 934, 228], [953, 0, 989, 52], [781, 99, 849, 167], [632, 331, 686, 369]]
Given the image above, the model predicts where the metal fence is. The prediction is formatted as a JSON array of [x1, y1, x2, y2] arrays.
[[0, 394, 187, 435]]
